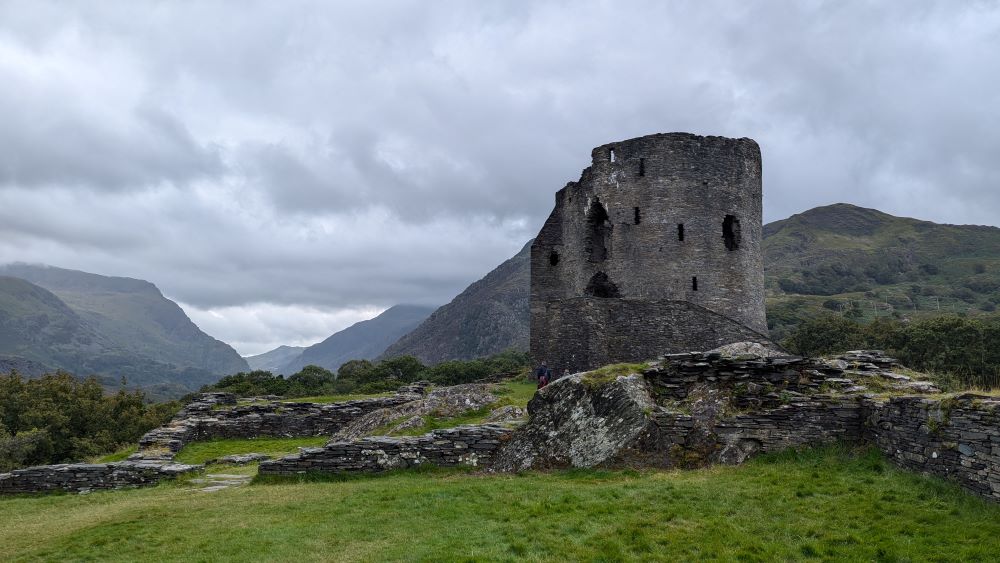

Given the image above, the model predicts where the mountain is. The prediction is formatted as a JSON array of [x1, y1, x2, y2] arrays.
[[245, 345, 305, 372], [383, 204, 1000, 363], [380, 240, 531, 364], [281, 305, 435, 373], [762, 203, 1000, 339], [0, 264, 249, 395]]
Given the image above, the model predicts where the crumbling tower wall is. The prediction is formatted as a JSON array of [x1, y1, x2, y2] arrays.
[[530, 132, 769, 372]]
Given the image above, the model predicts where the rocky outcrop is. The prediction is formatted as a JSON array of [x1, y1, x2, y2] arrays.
[[491, 373, 658, 471], [492, 349, 942, 472]]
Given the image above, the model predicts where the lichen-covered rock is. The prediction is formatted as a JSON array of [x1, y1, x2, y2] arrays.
[[490, 372, 657, 471], [484, 405, 527, 423], [332, 384, 499, 441], [708, 341, 785, 359]]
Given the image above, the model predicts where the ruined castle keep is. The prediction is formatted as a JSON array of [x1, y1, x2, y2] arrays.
[[531, 133, 769, 372]]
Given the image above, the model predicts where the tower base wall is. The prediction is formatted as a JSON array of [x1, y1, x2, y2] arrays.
[[530, 298, 771, 374]]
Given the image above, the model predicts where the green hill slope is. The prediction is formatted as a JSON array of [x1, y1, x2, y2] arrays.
[[764, 204, 1000, 339]]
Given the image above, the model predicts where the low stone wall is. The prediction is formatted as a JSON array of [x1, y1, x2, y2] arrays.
[[866, 394, 1000, 502], [653, 398, 865, 466], [137, 392, 420, 459], [0, 461, 199, 495], [258, 424, 512, 475]]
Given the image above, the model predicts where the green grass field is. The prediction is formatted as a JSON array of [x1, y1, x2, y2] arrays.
[[172, 436, 330, 465], [3, 446, 999, 561]]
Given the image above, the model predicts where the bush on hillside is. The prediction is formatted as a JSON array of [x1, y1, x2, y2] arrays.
[[0, 371, 179, 471], [782, 314, 1000, 389]]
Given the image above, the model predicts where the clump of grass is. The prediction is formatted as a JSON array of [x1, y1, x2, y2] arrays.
[[581, 362, 649, 388], [90, 445, 138, 463]]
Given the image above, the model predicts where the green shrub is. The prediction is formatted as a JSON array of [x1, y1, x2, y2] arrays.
[[0, 371, 179, 470]]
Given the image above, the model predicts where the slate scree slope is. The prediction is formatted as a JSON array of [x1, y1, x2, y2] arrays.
[[531, 133, 771, 372]]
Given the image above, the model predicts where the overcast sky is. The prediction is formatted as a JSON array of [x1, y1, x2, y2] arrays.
[[1, 1, 998, 355]]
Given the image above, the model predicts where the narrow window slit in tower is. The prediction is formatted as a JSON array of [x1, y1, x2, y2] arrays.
[[633, 207, 641, 225], [692, 276, 698, 291], [723, 214, 741, 251], [586, 198, 611, 263], [549, 251, 560, 266], [677, 223, 685, 241], [610, 148, 616, 163], [639, 158, 645, 176]]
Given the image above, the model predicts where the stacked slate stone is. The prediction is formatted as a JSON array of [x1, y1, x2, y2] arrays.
[[134, 391, 420, 461], [0, 460, 199, 495], [866, 394, 1000, 502], [258, 424, 512, 475]]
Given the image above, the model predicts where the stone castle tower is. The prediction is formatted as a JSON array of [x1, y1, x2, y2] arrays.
[[530, 132, 770, 373]]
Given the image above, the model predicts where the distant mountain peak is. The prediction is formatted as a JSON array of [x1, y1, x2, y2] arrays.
[[380, 240, 531, 364], [279, 304, 436, 374]]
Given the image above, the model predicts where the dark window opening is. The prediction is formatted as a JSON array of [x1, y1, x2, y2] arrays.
[[549, 251, 560, 266], [677, 223, 685, 241], [692, 276, 698, 291], [585, 198, 611, 263], [633, 207, 641, 225], [586, 271, 621, 298], [723, 214, 742, 251], [639, 158, 645, 176], [610, 148, 616, 163]]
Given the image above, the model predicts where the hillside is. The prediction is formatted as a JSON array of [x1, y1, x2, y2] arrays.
[[380, 240, 530, 364], [0, 265, 249, 395], [281, 305, 435, 373], [381, 205, 1000, 362], [763, 203, 1000, 339], [245, 346, 305, 372]]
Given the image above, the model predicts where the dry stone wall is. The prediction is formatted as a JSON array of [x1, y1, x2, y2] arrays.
[[136, 391, 420, 459], [0, 460, 199, 495], [866, 395, 1000, 502], [1, 387, 425, 495], [258, 424, 512, 475]]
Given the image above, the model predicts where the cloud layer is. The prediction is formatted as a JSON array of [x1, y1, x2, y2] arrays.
[[1, 1, 997, 354]]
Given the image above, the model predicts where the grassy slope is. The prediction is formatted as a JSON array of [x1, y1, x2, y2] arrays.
[[764, 203, 1000, 339], [2, 447, 999, 561], [173, 437, 329, 465]]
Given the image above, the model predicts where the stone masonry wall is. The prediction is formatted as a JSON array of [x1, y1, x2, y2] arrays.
[[137, 392, 418, 458], [866, 395, 1000, 502], [258, 424, 512, 475], [532, 298, 770, 374], [0, 460, 199, 495], [531, 133, 768, 373]]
